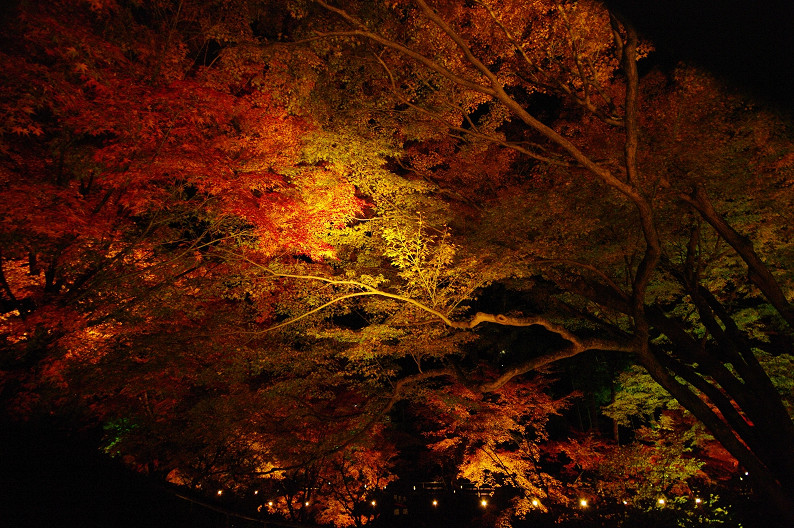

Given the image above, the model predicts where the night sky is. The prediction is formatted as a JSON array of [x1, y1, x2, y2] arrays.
[[607, 0, 794, 114]]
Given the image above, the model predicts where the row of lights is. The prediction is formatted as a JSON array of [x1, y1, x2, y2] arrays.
[[237, 495, 712, 516], [218, 477, 740, 513], [246, 496, 709, 513], [425, 496, 709, 509], [218, 488, 311, 508], [219, 471, 750, 499], [253, 499, 377, 513], [429, 498, 489, 508], [246, 496, 704, 509]]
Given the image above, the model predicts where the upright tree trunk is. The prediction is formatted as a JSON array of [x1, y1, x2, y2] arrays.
[[639, 349, 794, 526]]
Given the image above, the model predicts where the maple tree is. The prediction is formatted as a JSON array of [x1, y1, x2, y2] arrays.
[[417, 377, 572, 520], [0, 0, 359, 401], [0, 0, 369, 517], [2, 1, 793, 527], [263, 0, 794, 524]]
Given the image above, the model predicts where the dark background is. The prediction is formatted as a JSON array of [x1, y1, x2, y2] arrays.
[[607, 0, 794, 114], [0, 419, 220, 528]]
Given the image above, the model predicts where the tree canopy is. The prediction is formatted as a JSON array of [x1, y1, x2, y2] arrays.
[[2, 1, 793, 526]]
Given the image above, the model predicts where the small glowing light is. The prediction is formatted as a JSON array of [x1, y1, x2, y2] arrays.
[[695, 498, 702, 505], [580, 499, 588, 508], [532, 499, 539, 507], [481, 499, 488, 507], [305, 501, 310, 507], [371, 500, 376, 506], [745, 471, 749, 476], [257, 505, 262, 512], [622, 500, 628, 505], [217, 490, 223, 496], [432, 500, 438, 507], [254, 490, 259, 495], [413, 486, 416, 491], [268, 501, 274, 507], [658, 498, 666, 506]]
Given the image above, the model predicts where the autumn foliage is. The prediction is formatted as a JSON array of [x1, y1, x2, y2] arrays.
[[2, 1, 794, 527]]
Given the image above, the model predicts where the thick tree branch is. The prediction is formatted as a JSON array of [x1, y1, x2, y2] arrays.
[[480, 338, 635, 393], [414, 0, 500, 85], [255, 269, 636, 388], [312, 1, 643, 204], [302, 6, 498, 97], [304, 28, 495, 96], [680, 184, 794, 328], [610, 17, 661, 332], [611, 14, 639, 187], [639, 349, 794, 524], [259, 268, 629, 343]]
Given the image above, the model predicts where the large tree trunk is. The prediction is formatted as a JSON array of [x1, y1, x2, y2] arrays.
[[639, 339, 794, 526]]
